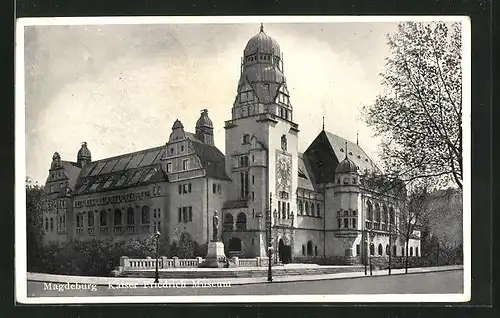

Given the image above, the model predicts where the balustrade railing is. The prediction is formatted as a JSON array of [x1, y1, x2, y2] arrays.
[[126, 225, 135, 233], [140, 225, 150, 232], [114, 226, 124, 233], [100, 227, 108, 233]]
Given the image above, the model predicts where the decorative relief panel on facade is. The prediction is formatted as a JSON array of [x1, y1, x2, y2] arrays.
[[275, 150, 292, 196]]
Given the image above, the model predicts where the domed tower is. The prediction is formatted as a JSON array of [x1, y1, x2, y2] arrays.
[[331, 142, 360, 232], [195, 109, 214, 145], [224, 24, 299, 258], [231, 23, 292, 120], [77, 142, 92, 167]]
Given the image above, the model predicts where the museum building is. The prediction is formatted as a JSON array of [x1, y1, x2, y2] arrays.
[[42, 25, 421, 264]]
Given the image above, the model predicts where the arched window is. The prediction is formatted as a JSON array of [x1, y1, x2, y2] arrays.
[[375, 203, 381, 222], [302, 245, 305, 255], [366, 201, 373, 220], [410, 247, 413, 256], [386, 244, 390, 255], [370, 243, 375, 256], [236, 212, 247, 231], [88, 211, 94, 227], [389, 207, 395, 224], [307, 241, 313, 256], [393, 245, 397, 256], [383, 205, 388, 224], [317, 203, 321, 217], [228, 237, 242, 252], [223, 213, 234, 231], [140, 206, 150, 224], [114, 209, 122, 226], [100, 210, 107, 226], [127, 207, 135, 225], [378, 244, 383, 255], [298, 200, 303, 214], [401, 246, 405, 256], [281, 202, 286, 219], [76, 213, 83, 228], [305, 202, 309, 216]]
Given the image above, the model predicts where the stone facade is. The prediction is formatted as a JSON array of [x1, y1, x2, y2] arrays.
[[41, 25, 421, 265]]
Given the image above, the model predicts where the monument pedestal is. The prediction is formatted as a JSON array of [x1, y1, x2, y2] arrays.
[[200, 241, 227, 268]]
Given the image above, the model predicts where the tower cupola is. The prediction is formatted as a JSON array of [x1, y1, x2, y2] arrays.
[[77, 142, 91, 167], [195, 109, 214, 145]]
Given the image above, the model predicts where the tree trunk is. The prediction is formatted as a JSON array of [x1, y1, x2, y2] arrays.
[[405, 239, 409, 273]]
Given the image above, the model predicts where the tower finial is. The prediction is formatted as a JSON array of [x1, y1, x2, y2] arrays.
[[356, 131, 359, 145], [322, 116, 325, 131], [345, 141, 348, 159], [260, 23, 264, 33]]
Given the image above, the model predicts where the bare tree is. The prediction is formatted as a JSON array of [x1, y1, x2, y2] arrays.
[[363, 22, 463, 189]]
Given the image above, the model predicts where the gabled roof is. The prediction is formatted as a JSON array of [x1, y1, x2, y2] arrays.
[[297, 153, 315, 191], [192, 141, 231, 181], [323, 131, 380, 174], [61, 161, 82, 190]]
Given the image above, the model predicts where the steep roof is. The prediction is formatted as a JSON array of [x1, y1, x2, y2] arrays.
[[297, 153, 315, 191], [74, 146, 166, 195], [323, 131, 380, 174], [192, 141, 231, 181], [61, 161, 82, 190]]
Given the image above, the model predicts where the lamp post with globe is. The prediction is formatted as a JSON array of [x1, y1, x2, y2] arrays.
[[154, 230, 161, 283]]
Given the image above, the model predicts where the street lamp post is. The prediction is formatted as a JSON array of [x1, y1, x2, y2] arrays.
[[154, 230, 161, 283], [267, 194, 273, 282]]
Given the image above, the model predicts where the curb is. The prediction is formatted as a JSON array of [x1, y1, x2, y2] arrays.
[[28, 265, 463, 286]]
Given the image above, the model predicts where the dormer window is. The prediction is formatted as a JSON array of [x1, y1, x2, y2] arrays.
[[340, 148, 344, 152], [349, 152, 353, 156], [263, 83, 269, 90], [181, 145, 185, 152]]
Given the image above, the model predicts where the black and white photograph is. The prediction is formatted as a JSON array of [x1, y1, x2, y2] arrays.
[[15, 16, 470, 304]]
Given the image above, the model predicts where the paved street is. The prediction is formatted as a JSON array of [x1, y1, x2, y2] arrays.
[[28, 269, 463, 297]]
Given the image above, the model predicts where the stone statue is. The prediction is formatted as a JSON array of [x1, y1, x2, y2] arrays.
[[212, 210, 220, 241]]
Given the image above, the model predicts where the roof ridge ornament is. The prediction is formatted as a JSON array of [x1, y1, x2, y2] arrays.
[[260, 23, 264, 33], [345, 142, 348, 159]]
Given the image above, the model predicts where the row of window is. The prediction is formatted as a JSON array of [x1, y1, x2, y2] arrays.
[[245, 53, 279, 63], [76, 206, 154, 228], [165, 159, 189, 173], [212, 183, 222, 195], [278, 106, 290, 120], [338, 217, 358, 229], [301, 241, 318, 256], [178, 206, 193, 223], [45, 217, 55, 232], [277, 200, 291, 219], [178, 183, 192, 194], [366, 201, 396, 224], [297, 200, 322, 218], [359, 244, 419, 257], [223, 212, 247, 231]]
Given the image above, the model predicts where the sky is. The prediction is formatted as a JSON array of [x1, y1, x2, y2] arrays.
[[22, 19, 399, 185]]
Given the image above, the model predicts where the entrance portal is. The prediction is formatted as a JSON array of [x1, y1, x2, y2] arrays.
[[278, 238, 292, 264]]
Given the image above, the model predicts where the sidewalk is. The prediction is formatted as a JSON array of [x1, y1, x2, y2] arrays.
[[28, 265, 463, 286]]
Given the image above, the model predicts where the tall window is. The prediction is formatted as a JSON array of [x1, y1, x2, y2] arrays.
[[287, 202, 290, 219], [317, 203, 321, 217], [224, 213, 234, 231], [389, 207, 395, 224], [307, 241, 313, 256], [50, 218, 54, 232], [213, 184, 217, 193], [114, 209, 122, 226], [88, 211, 94, 227], [100, 210, 107, 226], [305, 202, 309, 215], [344, 218, 349, 228], [378, 244, 383, 255], [366, 201, 373, 220], [182, 159, 188, 170], [311, 203, 315, 216], [188, 207, 192, 222], [166, 162, 172, 173], [127, 207, 135, 225], [383, 205, 388, 224], [236, 213, 247, 231], [375, 203, 381, 223], [76, 213, 84, 228], [240, 172, 249, 198]]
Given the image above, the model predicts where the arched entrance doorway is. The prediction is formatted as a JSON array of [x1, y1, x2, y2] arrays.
[[278, 237, 292, 264]]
